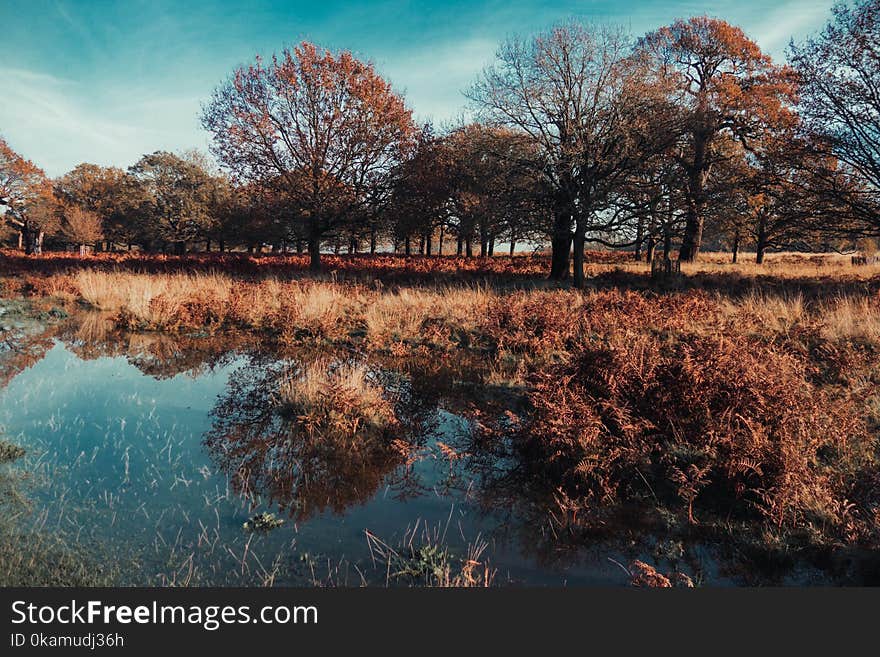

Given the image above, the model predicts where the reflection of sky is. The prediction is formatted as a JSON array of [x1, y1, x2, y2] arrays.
[[1, 0, 834, 176], [0, 342, 228, 440], [0, 341, 232, 497], [0, 341, 626, 585]]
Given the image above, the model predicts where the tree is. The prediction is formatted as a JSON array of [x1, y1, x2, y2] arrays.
[[389, 125, 456, 255], [638, 17, 798, 261], [202, 41, 417, 270], [445, 124, 544, 258], [55, 163, 144, 250], [790, 0, 880, 234], [0, 137, 56, 254], [617, 148, 686, 262], [59, 205, 103, 254], [741, 131, 843, 262], [469, 22, 671, 284], [129, 151, 219, 254]]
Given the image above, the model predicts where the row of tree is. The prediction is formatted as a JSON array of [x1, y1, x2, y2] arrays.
[[2, 2, 878, 285]]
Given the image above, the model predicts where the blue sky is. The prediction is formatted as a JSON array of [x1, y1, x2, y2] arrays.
[[0, 0, 835, 177]]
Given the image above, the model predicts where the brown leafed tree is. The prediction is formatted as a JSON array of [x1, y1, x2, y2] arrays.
[[637, 17, 798, 261], [202, 41, 417, 270], [128, 151, 221, 254], [60, 204, 104, 253], [389, 125, 456, 255], [445, 124, 543, 258], [0, 137, 56, 254], [55, 163, 145, 250]]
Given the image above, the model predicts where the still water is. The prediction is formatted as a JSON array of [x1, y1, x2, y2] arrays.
[[0, 329, 656, 586]]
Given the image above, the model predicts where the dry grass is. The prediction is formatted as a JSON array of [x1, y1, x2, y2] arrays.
[[685, 251, 880, 279], [364, 285, 491, 345], [51, 267, 880, 369], [75, 269, 231, 317], [720, 289, 880, 344], [818, 296, 880, 343], [73, 269, 360, 336], [276, 360, 397, 442], [482, 331, 879, 546]]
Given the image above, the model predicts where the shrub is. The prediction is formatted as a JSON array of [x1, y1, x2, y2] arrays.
[[502, 332, 879, 544]]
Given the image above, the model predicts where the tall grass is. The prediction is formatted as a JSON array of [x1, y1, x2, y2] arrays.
[[66, 268, 880, 360], [276, 360, 398, 443]]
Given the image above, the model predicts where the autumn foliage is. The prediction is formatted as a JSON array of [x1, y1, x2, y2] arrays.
[[202, 41, 416, 270], [490, 331, 878, 544]]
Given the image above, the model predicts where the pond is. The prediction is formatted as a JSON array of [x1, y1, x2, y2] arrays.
[[0, 314, 839, 586], [0, 325, 606, 585]]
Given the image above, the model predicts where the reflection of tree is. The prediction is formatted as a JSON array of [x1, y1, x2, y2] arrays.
[[0, 324, 58, 391], [204, 356, 425, 521], [58, 312, 254, 379], [456, 419, 880, 585]]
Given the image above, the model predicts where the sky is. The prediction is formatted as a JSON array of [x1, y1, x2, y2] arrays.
[[0, 0, 836, 178]]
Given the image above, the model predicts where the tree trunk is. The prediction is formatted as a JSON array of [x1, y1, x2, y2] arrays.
[[488, 234, 495, 256], [755, 217, 767, 265], [456, 234, 463, 256], [635, 216, 644, 261], [679, 138, 708, 262], [572, 221, 586, 289], [679, 208, 704, 262], [438, 226, 444, 256], [425, 232, 432, 256], [22, 227, 43, 255], [308, 234, 321, 271], [731, 230, 740, 264], [755, 244, 766, 264], [466, 236, 473, 258], [370, 227, 377, 254], [645, 238, 656, 264], [549, 208, 572, 281], [404, 235, 412, 255], [509, 239, 516, 256]]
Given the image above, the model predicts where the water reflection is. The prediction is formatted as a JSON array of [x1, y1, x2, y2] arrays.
[[204, 356, 425, 521], [0, 311, 872, 585]]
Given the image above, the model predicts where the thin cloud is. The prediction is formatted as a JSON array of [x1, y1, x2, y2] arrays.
[[740, 0, 834, 57], [380, 37, 498, 124], [0, 67, 206, 176]]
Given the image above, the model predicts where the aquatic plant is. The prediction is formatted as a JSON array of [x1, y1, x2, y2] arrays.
[[0, 440, 25, 463], [364, 522, 494, 587], [490, 331, 879, 546], [243, 512, 284, 532], [628, 561, 694, 588]]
